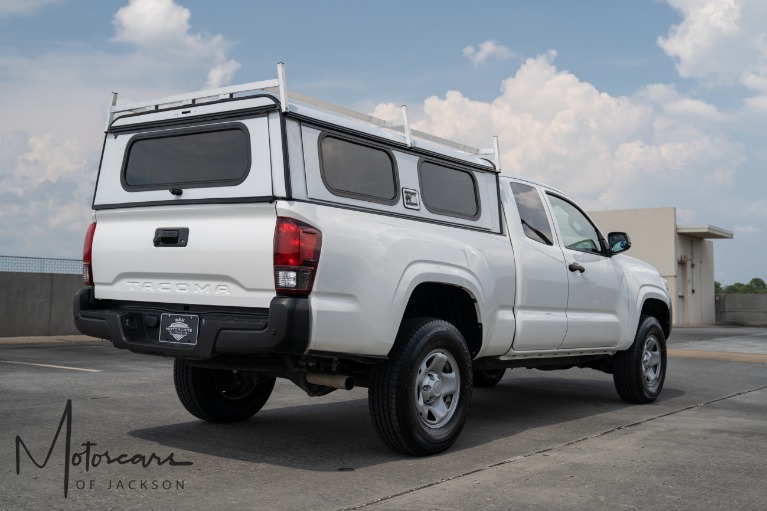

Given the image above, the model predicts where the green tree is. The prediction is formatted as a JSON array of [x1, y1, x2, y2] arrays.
[[720, 277, 767, 294]]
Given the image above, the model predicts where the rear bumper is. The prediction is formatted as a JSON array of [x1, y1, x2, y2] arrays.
[[73, 288, 310, 359]]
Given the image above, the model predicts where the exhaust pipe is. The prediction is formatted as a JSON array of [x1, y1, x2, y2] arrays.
[[306, 373, 355, 390]]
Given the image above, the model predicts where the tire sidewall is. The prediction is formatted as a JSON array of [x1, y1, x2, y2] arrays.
[[637, 318, 667, 401], [397, 322, 473, 452], [175, 360, 275, 422]]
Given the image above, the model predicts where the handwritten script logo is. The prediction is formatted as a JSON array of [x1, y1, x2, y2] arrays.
[[15, 400, 192, 497]]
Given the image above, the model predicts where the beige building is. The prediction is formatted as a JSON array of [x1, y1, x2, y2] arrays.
[[589, 207, 733, 326]]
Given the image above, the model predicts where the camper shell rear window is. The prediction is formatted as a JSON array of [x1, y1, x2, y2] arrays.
[[121, 123, 251, 191]]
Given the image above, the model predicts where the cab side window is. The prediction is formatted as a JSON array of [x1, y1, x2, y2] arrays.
[[546, 194, 603, 254], [510, 182, 554, 245]]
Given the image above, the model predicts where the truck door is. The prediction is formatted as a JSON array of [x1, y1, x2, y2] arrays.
[[505, 181, 569, 351], [544, 193, 627, 349]]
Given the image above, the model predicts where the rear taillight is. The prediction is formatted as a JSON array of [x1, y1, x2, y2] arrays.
[[273, 217, 322, 296], [83, 222, 96, 286]]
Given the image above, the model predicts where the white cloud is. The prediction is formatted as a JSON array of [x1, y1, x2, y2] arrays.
[[659, 0, 767, 101], [113, 0, 196, 49], [0, 0, 243, 141], [205, 59, 241, 89], [0, 131, 95, 257], [658, 0, 744, 80], [663, 97, 728, 121], [373, 52, 745, 214], [463, 40, 516, 66], [0, 0, 60, 19], [113, 0, 239, 88], [0, 0, 243, 259], [734, 225, 759, 233]]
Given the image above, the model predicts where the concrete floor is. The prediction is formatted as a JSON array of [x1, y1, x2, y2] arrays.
[[0, 327, 765, 510]]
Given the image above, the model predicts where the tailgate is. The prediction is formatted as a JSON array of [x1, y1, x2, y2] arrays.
[[92, 203, 277, 308]]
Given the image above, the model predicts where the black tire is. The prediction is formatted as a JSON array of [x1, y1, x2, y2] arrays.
[[368, 318, 473, 456], [173, 359, 276, 423], [613, 315, 667, 404], [473, 368, 506, 388]]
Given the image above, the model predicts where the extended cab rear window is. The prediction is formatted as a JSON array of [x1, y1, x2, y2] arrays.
[[122, 124, 250, 190], [510, 182, 554, 245]]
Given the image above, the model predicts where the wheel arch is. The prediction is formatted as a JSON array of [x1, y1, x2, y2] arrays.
[[640, 297, 671, 339], [397, 282, 482, 358]]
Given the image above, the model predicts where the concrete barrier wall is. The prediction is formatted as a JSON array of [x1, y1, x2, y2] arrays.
[[0, 272, 83, 337], [715, 294, 767, 326], [2, 270, 765, 335]]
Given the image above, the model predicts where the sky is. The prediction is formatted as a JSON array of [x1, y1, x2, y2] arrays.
[[0, 0, 765, 285]]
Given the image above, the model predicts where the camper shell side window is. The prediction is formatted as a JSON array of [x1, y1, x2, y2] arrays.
[[417, 159, 481, 220], [318, 133, 400, 205]]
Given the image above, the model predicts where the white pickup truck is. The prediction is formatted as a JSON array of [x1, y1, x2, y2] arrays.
[[74, 66, 671, 455]]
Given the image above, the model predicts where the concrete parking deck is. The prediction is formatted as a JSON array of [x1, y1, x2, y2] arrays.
[[1, 327, 765, 510]]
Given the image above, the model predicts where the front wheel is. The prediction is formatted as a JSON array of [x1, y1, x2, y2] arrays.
[[173, 359, 276, 423], [613, 315, 667, 404], [369, 318, 473, 455]]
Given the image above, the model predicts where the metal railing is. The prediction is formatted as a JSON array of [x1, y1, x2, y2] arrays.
[[107, 63, 502, 170], [0, 255, 81, 275]]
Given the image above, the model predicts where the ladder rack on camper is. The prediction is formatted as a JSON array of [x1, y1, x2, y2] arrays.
[[107, 63, 501, 171]]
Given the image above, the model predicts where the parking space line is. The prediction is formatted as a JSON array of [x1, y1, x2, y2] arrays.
[[0, 360, 102, 372], [667, 349, 767, 364]]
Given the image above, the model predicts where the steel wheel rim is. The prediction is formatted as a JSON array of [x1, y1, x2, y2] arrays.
[[641, 336, 663, 392], [213, 370, 256, 401], [414, 348, 460, 429]]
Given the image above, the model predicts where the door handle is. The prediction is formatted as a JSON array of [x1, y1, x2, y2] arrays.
[[153, 228, 189, 247], [568, 262, 586, 273]]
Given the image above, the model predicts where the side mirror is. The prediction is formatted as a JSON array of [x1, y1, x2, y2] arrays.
[[608, 232, 632, 255]]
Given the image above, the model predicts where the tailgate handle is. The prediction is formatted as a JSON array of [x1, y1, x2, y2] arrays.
[[153, 228, 189, 247]]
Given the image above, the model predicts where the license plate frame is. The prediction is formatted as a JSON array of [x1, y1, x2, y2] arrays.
[[159, 313, 200, 345]]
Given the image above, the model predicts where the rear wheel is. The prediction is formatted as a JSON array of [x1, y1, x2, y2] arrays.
[[473, 368, 506, 387], [173, 359, 275, 422], [613, 315, 667, 404], [369, 318, 473, 456]]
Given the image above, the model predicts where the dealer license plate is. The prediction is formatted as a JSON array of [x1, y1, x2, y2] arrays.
[[159, 314, 199, 345]]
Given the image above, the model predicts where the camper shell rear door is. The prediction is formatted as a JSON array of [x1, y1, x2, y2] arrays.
[[90, 97, 284, 309]]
